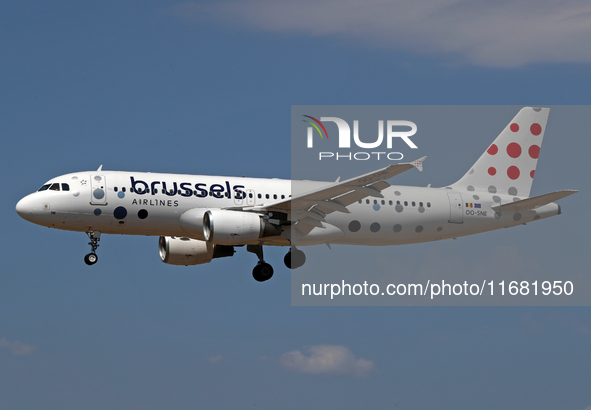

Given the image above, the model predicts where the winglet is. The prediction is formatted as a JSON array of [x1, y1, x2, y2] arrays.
[[411, 156, 426, 172]]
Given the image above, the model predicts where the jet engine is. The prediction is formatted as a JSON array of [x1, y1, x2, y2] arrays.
[[158, 236, 234, 266], [203, 210, 282, 245], [179, 208, 209, 240]]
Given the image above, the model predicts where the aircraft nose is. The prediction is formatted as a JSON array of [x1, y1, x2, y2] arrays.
[[16, 194, 36, 221], [16, 197, 27, 217]]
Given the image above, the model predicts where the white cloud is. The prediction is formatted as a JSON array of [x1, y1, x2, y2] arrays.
[[169, 0, 591, 67], [0, 337, 38, 356], [208, 355, 224, 363], [278, 345, 375, 377]]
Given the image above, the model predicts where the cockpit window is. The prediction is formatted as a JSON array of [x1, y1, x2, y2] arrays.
[[38, 184, 50, 192], [49, 183, 60, 191], [61, 183, 70, 191]]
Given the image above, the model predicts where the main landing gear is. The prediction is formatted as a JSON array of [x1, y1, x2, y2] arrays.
[[284, 248, 306, 270], [247, 244, 274, 282], [84, 231, 101, 266], [247, 245, 308, 282]]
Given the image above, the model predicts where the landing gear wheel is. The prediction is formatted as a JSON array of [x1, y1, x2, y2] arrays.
[[84, 253, 98, 265], [247, 244, 274, 282], [252, 263, 274, 282], [285, 249, 306, 269]]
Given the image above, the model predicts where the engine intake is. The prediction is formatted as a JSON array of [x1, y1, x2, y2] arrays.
[[203, 210, 282, 245], [179, 208, 209, 240], [159, 236, 234, 266]]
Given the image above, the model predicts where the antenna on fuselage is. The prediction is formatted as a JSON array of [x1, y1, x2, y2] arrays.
[[97, 165, 103, 171]]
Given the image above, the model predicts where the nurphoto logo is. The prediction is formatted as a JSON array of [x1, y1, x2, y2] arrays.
[[303, 115, 418, 161]]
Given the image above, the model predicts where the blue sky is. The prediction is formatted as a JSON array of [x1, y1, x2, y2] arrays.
[[1, 1, 590, 409]]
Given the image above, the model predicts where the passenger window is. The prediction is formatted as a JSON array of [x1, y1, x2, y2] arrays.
[[122, 187, 126, 192], [404, 201, 408, 206], [419, 202, 423, 207], [258, 193, 262, 199], [427, 202, 431, 208], [366, 199, 370, 204], [114, 187, 118, 192], [49, 183, 60, 191], [130, 188, 135, 193], [266, 194, 269, 199], [38, 184, 50, 192], [249, 193, 253, 198], [397, 201, 400, 205], [389, 200, 393, 205], [381, 200, 385, 205], [273, 194, 277, 199], [281, 195, 285, 199], [153, 189, 158, 194], [412, 201, 416, 207], [358, 200, 362, 204]]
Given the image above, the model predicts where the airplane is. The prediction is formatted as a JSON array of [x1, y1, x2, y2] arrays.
[[16, 107, 577, 282]]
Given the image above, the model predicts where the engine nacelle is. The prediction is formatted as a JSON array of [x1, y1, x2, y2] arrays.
[[179, 208, 209, 240], [203, 210, 282, 245], [159, 236, 234, 266]]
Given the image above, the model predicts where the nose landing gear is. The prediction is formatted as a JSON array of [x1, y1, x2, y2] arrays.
[[84, 231, 101, 265], [84, 252, 98, 265]]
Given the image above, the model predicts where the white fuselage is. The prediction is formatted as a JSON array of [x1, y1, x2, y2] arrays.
[[16, 170, 560, 247]]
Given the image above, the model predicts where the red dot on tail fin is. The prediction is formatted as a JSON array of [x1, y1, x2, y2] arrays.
[[507, 166, 520, 180], [530, 123, 542, 135], [507, 143, 522, 158], [488, 167, 496, 176], [510, 123, 519, 132], [528, 145, 540, 159], [487, 144, 498, 155]]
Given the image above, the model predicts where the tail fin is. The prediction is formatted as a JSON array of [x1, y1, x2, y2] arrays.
[[451, 107, 549, 197]]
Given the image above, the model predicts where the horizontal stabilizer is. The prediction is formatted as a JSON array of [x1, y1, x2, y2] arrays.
[[492, 190, 578, 212]]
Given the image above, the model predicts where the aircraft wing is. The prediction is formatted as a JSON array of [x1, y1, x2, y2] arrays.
[[246, 157, 426, 234]]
